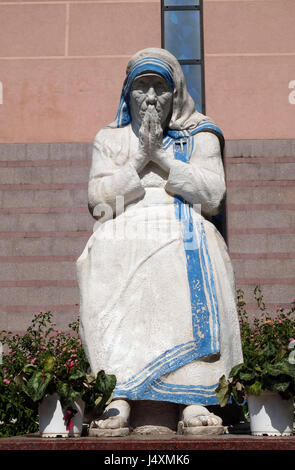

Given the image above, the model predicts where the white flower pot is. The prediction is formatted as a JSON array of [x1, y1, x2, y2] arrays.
[[38, 393, 85, 437], [248, 391, 294, 436]]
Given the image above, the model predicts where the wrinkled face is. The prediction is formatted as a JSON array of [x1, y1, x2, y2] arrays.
[[129, 73, 173, 128]]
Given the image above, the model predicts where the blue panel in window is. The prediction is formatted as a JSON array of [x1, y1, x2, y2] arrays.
[[164, 10, 200, 60], [181, 64, 203, 112], [164, 0, 199, 5]]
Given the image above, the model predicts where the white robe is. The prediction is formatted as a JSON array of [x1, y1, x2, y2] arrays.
[[76, 124, 243, 406]]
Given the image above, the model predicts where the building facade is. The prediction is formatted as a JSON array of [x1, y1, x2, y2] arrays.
[[0, 0, 294, 332]]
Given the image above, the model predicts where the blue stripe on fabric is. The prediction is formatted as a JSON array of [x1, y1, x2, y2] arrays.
[[114, 331, 218, 398], [116, 378, 220, 405], [113, 342, 212, 400], [173, 141, 220, 358], [199, 226, 220, 349], [116, 341, 196, 390]]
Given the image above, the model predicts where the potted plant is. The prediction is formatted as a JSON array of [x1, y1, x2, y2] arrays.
[[216, 287, 295, 436], [0, 311, 116, 437]]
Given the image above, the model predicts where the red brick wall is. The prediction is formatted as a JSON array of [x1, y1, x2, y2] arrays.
[[204, 0, 295, 139], [0, 0, 161, 143]]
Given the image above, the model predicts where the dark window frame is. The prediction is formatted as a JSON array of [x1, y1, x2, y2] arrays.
[[161, 1, 227, 240], [161, 0, 206, 114]]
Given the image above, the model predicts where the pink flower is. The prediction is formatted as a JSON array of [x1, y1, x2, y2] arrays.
[[3, 379, 10, 385], [31, 358, 37, 365], [290, 338, 295, 342], [67, 361, 74, 371]]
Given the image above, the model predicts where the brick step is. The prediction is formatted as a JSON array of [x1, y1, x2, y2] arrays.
[[228, 233, 295, 253], [0, 308, 79, 333], [227, 185, 294, 204], [235, 282, 295, 305], [0, 188, 88, 208], [0, 260, 76, 281], [1, 161, 294, 184], [227, 209, 295, 229], [0, 143, 92, 161], [0, 165, 90, 185], [232, 258, 295, 278], [0, 236, 88, 256], [1, 184, 293, 208], [225, 161, 295, 180], [224, 139, 295, 158], [0, 212, 93, 232], [0, 285, 78, 306]]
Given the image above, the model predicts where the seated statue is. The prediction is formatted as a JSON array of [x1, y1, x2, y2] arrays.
[[76, 48, 243, 435]]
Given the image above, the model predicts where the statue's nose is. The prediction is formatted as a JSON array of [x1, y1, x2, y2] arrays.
[[146, 87, 157, 105]]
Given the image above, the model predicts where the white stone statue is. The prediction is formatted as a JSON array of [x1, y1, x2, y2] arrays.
[[76, 48, 243, 435]]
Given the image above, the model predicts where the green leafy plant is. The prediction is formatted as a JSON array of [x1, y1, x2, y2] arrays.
[[216, 287, 295, 407], [0, 311, 116, 437]]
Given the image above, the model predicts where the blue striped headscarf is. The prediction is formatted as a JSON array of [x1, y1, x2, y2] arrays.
[[115, 56, 174, 128]]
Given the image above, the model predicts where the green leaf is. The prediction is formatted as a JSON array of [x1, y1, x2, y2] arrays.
[[215, 375, 231, 407], [229, 363, 245, 378], [262, 364, 282, 377], [43, 354, 55, 373], [95, 370, 116, 395], [25, 371, 53, 402], [272, 381, 290, 393], [247, 381, 263, 396], [275, 360, 295, 379], [86, 373, 96, 384], [239, 371, 256, 382], [57, 382, 81, 409], [94, 395, 103, 407], [105, 392, 114, 407], [69, 370, 85, 381], [22, 363, 37, 374]]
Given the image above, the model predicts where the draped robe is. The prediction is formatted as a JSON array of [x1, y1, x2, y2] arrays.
[[76, 121, 243, 405]]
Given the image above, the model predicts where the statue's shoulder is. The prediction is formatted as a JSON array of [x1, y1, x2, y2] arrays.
[[191, 120, 225, 156], [93, 125, 128, 146]]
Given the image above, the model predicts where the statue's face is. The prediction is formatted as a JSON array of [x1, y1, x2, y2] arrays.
[[130, 73, 173, 128]]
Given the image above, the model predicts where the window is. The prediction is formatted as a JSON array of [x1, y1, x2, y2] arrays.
[[161, 1, 227, 239], [161, 0, 205, 114]]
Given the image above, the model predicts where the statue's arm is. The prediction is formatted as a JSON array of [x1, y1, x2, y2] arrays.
[[88, 134, 145, 217], [165, 132, 226, 216]]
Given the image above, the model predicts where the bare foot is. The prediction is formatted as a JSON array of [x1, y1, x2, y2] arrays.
[[92, 399, 131, 429], [180, 404, 222, 427]]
